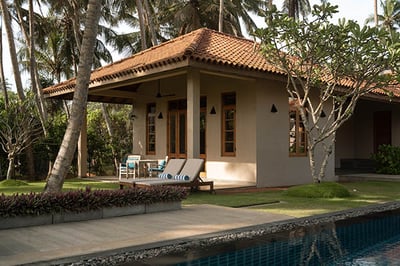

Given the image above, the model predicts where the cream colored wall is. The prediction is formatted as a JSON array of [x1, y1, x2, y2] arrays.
[[201, 74, 257, 183], [335, 118, 355, 168], [254, 79, 335, 187], [131, 72, 340, 187]]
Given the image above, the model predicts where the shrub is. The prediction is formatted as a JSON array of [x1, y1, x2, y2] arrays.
[[285, 182, 350, 198], [372, 144, 400, 175], [0, 186, 187, 218]]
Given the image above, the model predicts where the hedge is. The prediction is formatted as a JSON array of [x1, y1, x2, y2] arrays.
[[0, 186, 187, 218]]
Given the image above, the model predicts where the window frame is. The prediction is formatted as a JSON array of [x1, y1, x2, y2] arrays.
[[146, 103, 156, 155], [221, 92, 236, 157], [289, 98, 307, 157]]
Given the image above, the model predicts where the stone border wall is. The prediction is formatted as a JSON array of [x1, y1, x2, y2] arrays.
[[0, 201, 181, 230]]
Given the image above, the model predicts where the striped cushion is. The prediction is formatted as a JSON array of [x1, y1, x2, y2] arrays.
[[174, 174, 189, 181], [158, 173, 172, 179]]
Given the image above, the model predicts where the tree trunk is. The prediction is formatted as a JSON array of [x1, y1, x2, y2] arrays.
[[288, 0, 295, 18], [29, 0, 48, 135], [45, 0, 102, 192], [6, 1, 37, 179], [143, 0, 158, 46], [0, 0, 25, 100], [374, 0, 378, 26], [0, 21, 8, 108], [101, 104, 119, 172], [6, 155, 14, 180], [219, 0, 224, 32], [136, 0, 147, 49], [69, 0, 82, 53]]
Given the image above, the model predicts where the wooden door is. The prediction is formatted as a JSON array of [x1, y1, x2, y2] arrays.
[[374, 111, 391, 153]]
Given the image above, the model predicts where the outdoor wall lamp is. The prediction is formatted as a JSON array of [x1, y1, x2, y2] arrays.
[[210, 106, 216, 115], [270, 104, 278, 113], [320, 109, 326, 118], [158, 112, 163, 119]]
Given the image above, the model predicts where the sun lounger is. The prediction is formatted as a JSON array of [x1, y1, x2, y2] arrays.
[[119, 159, 186, 189], [134, 158, 214, 193]]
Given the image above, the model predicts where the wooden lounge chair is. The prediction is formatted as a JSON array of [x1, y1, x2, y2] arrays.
[[119, 158, 186, 189], [134, 158, 214, 193]]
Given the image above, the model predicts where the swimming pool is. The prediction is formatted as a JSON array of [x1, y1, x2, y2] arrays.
[[138, 203, 400, 265]]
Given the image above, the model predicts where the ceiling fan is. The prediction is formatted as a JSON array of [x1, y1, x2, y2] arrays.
[[156, 80, 176, 98]]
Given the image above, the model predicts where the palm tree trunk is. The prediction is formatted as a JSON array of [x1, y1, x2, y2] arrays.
[[45, 0, 102, 192], [136, 0, 147, 49], [101, 104, 119, 172], [69, 0, 82, 53], [219, 0, 224, 32], [26, 0, 48, 136], [0, 0, 25, 100], [143, 0, 158, 46], [0, 22, 8, 108], [374, 0, 378, 26]]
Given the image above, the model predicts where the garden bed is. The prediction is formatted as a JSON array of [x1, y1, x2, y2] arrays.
[[0, 186, 186, 230]]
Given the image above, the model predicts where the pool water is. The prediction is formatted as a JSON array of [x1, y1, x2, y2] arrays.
[[146, 210, 400, 265]]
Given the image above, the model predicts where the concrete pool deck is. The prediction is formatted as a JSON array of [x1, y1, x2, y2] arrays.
[[0, 204, 293, 265]]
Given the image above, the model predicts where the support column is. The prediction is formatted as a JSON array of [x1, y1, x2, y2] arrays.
[[187, 69, 201, 158], [78, 111, 88, 178]]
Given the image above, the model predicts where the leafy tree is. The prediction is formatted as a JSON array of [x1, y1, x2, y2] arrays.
[[255, 3, 400, 183], [0, 95, 42, 180], [85, 103, 133, 176]]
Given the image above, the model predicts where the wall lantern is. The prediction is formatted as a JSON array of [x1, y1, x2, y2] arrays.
[[158, 112, 163, 119], [320, 110, 326, 118], [210, 106, 216, 115], [270, 104, 278, 113]]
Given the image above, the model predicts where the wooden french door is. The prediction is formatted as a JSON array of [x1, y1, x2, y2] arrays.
[[168, 100, 187, 159], [167, 97, 207, 159]]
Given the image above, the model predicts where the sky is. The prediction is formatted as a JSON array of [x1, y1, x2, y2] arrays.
[[1, 1, 377, 91]]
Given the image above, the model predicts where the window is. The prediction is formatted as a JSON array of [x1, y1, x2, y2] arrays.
[[222, 93, 236, 156], [289, 98, 307, 156], [146, 103, 156, 154], [200, 96, 207, 158]]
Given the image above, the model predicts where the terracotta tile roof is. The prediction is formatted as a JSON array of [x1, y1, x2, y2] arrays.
[[43, 28, 284, 96], [43, 27, 400, 100]]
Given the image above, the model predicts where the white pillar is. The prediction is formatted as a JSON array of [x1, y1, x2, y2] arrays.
[[187, 69, 201, 158], [78, 112, 88, 178]]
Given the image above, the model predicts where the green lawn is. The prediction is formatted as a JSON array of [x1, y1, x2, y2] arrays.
[[0, 178, 119, 195], [1, 179, 400, 219], [183, 181, 400, 217]]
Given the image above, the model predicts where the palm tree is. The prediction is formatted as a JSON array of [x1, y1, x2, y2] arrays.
[[45, 0, 103, 192], [158, 0, 266, 37], [366, 0, 400, 31], [282, 0, 311, 20]]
